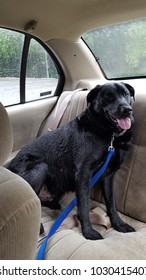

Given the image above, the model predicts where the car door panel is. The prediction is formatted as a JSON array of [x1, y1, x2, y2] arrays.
[[6, 97, 58, 153]]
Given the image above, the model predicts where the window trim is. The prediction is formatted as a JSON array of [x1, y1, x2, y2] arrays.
[[20, 35, 30, 104], [81, 37, 108, 79], [35, 35, 65, 97]]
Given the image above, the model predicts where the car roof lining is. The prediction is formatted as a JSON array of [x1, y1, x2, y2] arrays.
[[0, 0, 146, 41]]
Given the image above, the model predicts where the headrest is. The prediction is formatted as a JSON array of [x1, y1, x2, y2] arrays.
[[0, 103, 13, 166]]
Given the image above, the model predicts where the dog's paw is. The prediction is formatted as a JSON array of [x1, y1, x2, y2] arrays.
[[83, 228, 103, 240], [113, 221, 135, 233]]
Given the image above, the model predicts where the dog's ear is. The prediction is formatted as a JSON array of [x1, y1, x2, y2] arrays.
[[87, 85, 102, 104], [123, 83, 135, 101]]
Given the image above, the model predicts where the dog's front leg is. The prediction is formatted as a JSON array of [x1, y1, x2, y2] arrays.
[[101, 174, 135, 233], [75, 170, 103, 240]]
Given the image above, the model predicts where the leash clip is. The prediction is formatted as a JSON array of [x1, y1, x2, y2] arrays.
[[108, 134, 115, 151]]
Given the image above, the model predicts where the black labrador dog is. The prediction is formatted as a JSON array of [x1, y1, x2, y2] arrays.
[[8, 82, 135, 240]]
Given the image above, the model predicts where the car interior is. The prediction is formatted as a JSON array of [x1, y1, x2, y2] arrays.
[[0, 0, 146, 260]]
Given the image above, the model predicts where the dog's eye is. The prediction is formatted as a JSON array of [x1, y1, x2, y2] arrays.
[[123, 91, 129, 97]]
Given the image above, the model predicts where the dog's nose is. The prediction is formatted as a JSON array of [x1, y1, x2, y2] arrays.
[[119, 105, 132, 116]]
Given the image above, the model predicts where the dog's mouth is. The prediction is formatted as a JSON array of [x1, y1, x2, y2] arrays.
[[109, 115, 131, 130]]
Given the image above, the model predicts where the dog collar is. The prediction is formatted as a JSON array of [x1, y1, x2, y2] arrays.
[[109, 129, 126, 150]]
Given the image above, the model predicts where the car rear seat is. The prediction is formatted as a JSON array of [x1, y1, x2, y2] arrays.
[[37, 88, 146, 259], [38, 88, 89, 135]]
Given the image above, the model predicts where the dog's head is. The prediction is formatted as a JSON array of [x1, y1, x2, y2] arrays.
[[87, 82, 135, 131]]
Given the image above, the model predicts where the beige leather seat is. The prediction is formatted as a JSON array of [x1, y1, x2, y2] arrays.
[[0, 102, 41, 259], [2, 87, 146, 259]]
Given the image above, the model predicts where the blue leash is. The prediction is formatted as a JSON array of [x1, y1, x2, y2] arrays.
[[37, 147, 114, 260]]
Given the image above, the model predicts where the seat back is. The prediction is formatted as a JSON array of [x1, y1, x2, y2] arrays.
[[0, 102, 41, 259], [0, 102, 13, 165], [38, 89, 89, 135], [114, 91, 146, 222], [40, 88, 146, 223]]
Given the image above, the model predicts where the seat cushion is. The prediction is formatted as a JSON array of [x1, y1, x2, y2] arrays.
[[37, 193, 146, 260]]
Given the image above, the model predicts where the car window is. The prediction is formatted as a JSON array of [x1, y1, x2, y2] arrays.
[[0, 28, 62, 106], [82, 18, 146, 79], [26, 38, 58, 102], [0, 29, 24, 105]]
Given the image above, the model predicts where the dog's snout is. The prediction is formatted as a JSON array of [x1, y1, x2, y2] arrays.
[[119, 105, 132, 116]]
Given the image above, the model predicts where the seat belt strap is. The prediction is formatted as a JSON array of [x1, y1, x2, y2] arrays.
[[50, 88, 87, 130]]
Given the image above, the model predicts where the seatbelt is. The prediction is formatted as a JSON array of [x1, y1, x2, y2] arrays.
[[37, 146, 114, 260], [50, 88, 87, 130]]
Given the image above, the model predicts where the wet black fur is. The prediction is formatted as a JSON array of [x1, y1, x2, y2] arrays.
[[8, 82, 135, 239]]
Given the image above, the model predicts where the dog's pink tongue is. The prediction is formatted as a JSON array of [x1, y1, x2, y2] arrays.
[[117, 118, 131, 130]]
